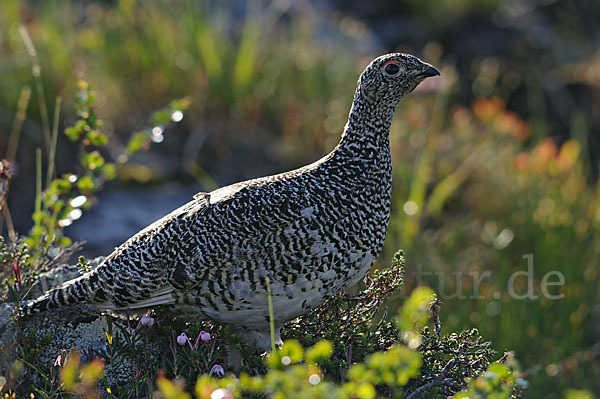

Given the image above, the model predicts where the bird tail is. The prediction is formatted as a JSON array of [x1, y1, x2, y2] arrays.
[[19, 268, 104, 317]]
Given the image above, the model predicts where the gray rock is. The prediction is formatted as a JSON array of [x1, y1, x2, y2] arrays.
[[64, 184, 201, 257], [0, 260, 153, 396]]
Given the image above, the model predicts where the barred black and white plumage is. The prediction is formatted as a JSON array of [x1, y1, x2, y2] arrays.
[[21, 53, 439, 351]]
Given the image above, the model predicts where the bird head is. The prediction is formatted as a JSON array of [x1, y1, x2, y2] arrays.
[[357, 53, 440, 109]]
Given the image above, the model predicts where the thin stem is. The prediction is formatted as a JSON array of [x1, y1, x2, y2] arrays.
[[6, 86, 31, 162], [19, 25, 51, 154], [406, 359, 456, 399], [2, 201, 16, 242], [34, 148, 42, 233], [1, 87, 31, 236], [265, 276, 276, 354], [46, 97, 61, 188]]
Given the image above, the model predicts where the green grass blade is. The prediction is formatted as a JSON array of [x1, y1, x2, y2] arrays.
[[35, 147, 42, 222], [6, 86, 32, 162], [233, 15, 261, 88], [19, 25, 52, 154], [196, 21, 222, 80], [46, 97, 61, 188], [426, 153, 477, 217]]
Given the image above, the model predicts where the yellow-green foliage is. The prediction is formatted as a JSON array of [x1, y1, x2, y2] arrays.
[[60, 351, 105, 399], [154, 288, 434, 399]]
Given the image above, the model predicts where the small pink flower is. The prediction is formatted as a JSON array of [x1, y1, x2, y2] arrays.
[[176, 332, 189, 346], [194, 330, 211, 349], [53, 354, 62, 367], [138, 315, 155, 328], [200, 330, 211, 342], [209, 364, 225, 377]]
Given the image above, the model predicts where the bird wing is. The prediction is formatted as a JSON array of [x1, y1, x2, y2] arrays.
[[88, 192, 212, 309], [166, 176, 320, 290], [91, 177, 316, 312], [98, 285, 176, 310]]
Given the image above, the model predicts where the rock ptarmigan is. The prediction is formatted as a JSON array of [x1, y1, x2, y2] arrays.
[[21, 53, 440, 351]]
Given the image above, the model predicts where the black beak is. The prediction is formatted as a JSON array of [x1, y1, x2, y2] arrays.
[[418, 65, 441, 78]]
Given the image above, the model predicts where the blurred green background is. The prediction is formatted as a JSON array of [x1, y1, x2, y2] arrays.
[[0, 0, 598, 397]]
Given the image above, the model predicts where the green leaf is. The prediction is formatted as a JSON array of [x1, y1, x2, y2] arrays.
[[156, 376, 191, 399], [51, 199, 65, 213], [49, 178, 71, 195], [487, 363, 510, 379], [77, 175, 95, 193], [77, 255, 91, 274], [81, 151, 105, 171], [86, 91, 96, 107], [348, 364, 376, 385], [456, 357, 522, 399], [280, 340, 304, 365], [564, 389, 594, 399], [87, 129, 108, 146], [170, 97, 192, 112], [239, 373, 264, 392], [151, 109, 171, 126], [266, 340, 304, 369], [354, 382, 376, 399], [362, 345, 421, 386], [101, 163, 117, 180], [57, 236, 72, 246], [64, 120, 87, 141], [396, 286, 435, 332], [306, 340, 333, 364], [31, 211, 45, 224], [126, 131, 151, 155]]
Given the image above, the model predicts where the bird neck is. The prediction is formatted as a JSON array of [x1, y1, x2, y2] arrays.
[[332, 90, 394, 165]]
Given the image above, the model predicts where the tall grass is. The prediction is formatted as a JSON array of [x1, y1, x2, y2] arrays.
[[388, 95, 599, 395]]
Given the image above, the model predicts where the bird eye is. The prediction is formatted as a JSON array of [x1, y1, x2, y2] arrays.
[[384, 63, 401, 76]]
